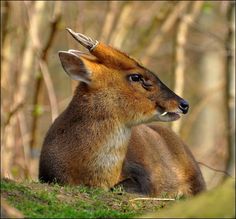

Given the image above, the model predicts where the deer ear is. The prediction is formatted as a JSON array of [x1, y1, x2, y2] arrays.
[[58, 51, 91, 84]]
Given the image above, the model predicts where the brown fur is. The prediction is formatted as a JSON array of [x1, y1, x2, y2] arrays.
[[120, 124, 205, 196], [39, 34, 205, 196]]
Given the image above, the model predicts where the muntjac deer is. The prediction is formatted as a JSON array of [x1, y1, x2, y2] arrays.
[[39, 28, 205, 196]]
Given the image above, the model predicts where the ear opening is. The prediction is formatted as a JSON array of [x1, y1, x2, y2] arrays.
[[58, 51, 92, 84]]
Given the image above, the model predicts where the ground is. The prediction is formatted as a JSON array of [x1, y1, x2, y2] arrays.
[[1, 177, 235, 218], [1, 178, 172, 218]]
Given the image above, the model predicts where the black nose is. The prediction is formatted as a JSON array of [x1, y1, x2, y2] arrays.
[[179, 99, 189, 114]]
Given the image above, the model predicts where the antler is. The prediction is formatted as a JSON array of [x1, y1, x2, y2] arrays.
[[66, 28, 99, 51]]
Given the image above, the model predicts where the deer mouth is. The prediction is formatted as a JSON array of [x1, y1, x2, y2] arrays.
[[157, 110, 181, 122]]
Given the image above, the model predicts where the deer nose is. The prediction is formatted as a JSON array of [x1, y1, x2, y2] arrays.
[[179, 99, 189, 114]]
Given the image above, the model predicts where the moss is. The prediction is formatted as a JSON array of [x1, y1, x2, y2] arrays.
[[2, 178, 234, 218], [1, 178, 164, 218]]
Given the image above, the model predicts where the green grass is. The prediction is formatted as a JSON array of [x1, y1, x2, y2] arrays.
[[3, 178, 234, 218], [1, 178, 167, 218]]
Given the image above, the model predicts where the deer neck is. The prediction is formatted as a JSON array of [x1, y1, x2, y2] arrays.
[[88, 124, 131, 188], [66, 85, 131, 187]]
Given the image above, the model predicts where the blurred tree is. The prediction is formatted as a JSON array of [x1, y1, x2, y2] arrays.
[[187, 2, 231, 188], [172, 1, 203, 134], [224, 1, 235, 177]]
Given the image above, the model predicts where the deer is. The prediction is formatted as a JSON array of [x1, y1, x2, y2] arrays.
[[39, 28, 205, 197]]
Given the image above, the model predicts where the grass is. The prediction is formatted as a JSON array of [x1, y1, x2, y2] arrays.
[[2, 178, 234, 218], [1, 178, 170, 218]]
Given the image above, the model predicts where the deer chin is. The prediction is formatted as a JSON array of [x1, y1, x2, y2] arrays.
[[156, 110, 182, 122]]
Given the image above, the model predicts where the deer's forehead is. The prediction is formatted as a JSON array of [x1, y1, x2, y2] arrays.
[[93, 63, 158, 82]]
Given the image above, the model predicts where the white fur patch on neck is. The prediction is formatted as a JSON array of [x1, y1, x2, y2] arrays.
[[92, 126, 131, 170]]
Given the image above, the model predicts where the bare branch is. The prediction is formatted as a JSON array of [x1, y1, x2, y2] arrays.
[[187, 19, 225, 45], [109, 2, 134, 49], [39, 60, 59, 122], [17, 112, 30, 178], [142, 1, 191, 65], [41, 2, 62, 60], [3, 101, 24, 127], [30, 2, 61, 150], [224, 1, 235, 177], [182, 83, 225, 140], [198, 162, 233, 178], [171, 1, 203, 134], [129, 197, 175, 202], [1, 1, 10, 45], [99, 1, 120, 43], [14, 1, 47, 108]]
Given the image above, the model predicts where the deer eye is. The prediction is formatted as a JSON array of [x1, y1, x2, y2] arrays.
[[128, 74, 143, 82]]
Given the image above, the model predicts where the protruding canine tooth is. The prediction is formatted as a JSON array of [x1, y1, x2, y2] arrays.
[[161, 112, 168, 116]]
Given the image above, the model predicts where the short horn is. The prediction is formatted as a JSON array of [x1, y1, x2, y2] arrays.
[[66, 28, 98, 51]]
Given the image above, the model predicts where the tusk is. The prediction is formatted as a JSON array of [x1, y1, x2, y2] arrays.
[[161, 112, 168, 116], [66, 28, 99, 51]]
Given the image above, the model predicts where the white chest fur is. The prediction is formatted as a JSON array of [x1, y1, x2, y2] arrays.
[[92, 126, 131, 170]]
